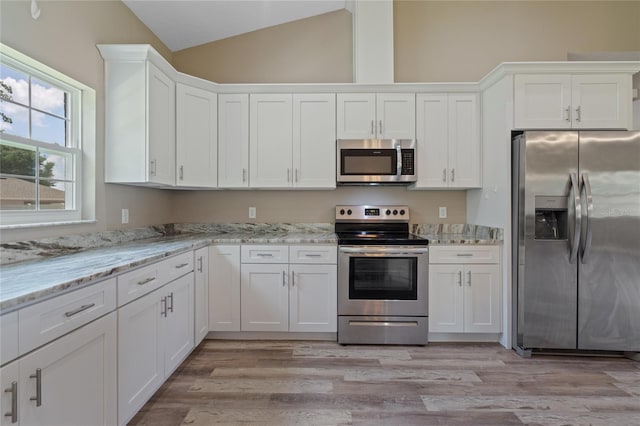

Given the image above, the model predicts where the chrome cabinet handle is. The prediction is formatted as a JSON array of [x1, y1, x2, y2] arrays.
[[242, 168, 247, 183], [451, 169, 455, 183], [467, 270, 472, 286], [379, 120, 383, 135], [197, 256, 203, 273], [256, 253, 273, 257], [167, 292, 174, 313], [175, 262, 189, 269], [370, 120, 374, 135], [443, 168, 447, 183], [456, 253, 473, 257], [150, 159, 157, 176], [304, 254, 322, 258], [581, 173, 593, 264], [282, 270, 286, 287], [137, 277, 155, 286], [287, 168, 290, 182], [569, 173, 582, 264], [565, 107, 571, 122], [457, 270, 462, 287], [161, 297, 167, 317], [29, 369, 41, 407], [179, 165, 184, 181], [64, 303, 95, 318], [295, 168, 299, 182], [291, 271, 295, 287], [4, 381, 17, 423], [575, 106, 581, 122]]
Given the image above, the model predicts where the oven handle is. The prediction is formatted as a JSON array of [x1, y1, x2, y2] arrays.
[[339, 247, 428, 255]]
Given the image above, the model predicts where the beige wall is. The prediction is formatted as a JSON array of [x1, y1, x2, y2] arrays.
[[172, 187, 466, 225], [394, 1, 640, 82], [0, 0, 174, 242], [172, 9, 353, 83]]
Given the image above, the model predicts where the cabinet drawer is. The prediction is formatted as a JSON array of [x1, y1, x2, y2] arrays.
[[429, 245, 500, 264], [18, 278, 117, 355], [241, 245, 289, 263], [117, 251, 193, 306], [0, 311, 18, 365], [289, 245, 337, 264]]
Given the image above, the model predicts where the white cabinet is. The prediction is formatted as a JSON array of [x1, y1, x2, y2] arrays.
[[241, 263, 290, 332], [100, 44, 176, 185], [429, 246, 501, 334], [194, 247, 209, 345], [337, 93, 415, 139], [0, 311, 18, 365], [514, 74, 632, 129], [1, 312, 117, 426], [415, 93, 481, 189], [208, 245, 241, 332], [249, 94, 336, 189], [218, 94, 249, 188], [176, 83, 217, 188], [289, 264, 337, 332], [117, 273, 194, 425]]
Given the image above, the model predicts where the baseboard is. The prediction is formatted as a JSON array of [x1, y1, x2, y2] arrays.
[[205, 331, 337, 341], [427, 332, 502, 343]]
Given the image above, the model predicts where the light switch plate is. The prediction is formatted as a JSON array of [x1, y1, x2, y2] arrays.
[[121, 208, 129, 224], [249, 207, 256, 219], [438, 207, 447, 219]]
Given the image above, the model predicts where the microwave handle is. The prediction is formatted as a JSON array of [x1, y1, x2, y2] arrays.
[[396, 145, 402, 178]]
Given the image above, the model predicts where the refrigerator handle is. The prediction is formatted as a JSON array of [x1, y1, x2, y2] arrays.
[[569, 173, 582, 264], [581, 173, 593, 263]]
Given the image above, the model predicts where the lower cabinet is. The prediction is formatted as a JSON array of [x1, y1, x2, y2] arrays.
[[0, 312, 117, 426], [289, 264, 337, 332], [118, 273, 194, 425], [208, 245, 241, 331], [429, 246, 501, 334], [241, 263, 289, 331]]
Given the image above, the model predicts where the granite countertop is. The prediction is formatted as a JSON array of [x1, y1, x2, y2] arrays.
[[0, 222, 502, 314]]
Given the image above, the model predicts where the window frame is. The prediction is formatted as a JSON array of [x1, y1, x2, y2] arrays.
[[0, 43, 95, 228]]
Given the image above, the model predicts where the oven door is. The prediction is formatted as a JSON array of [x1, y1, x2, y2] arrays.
[[338, 246, 428, 316]]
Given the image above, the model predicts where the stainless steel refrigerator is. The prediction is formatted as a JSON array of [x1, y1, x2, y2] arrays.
[[512, 131, 640, 355]]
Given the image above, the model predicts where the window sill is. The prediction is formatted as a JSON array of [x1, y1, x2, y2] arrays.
[[0, 219, 97, 231]]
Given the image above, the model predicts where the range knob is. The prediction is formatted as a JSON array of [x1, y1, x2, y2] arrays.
[[393, 209, 398, 215], [339, 209, 345, 215], [347, 209, 353, 215], [400, 209, 406, 216], [385, 209, 391, 216]]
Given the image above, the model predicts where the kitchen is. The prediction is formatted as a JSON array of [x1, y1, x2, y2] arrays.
[[1, 1, 640, 425]]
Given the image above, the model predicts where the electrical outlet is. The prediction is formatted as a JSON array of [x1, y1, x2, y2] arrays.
[[121, 208, 129, 224], [438, 206, 447, 219], [248, 207, 256, 219]]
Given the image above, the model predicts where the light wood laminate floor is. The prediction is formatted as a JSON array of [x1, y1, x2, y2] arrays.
[[129, 340, 640, 425]]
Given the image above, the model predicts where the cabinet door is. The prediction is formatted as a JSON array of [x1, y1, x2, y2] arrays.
[[336, 93, 376, 139], [572, 74, 631, 129], [218, 94, 249, 188], [293, 94, 336, 188], [0, 361, 19, 426], [163, 273, 195, 377], [20, 313, 117, 426], [514, 74, 572, 129], [415, 94, 449, 188], [147, 62, 176, 185], [118, 290, 164, 425], [289, 264, 337, 332], [448, 94, 481, 188], [464, 264, 501, 333], [428, 265, 464, 333], [176, 83, 217, 187], [194, 247, 209, 345], [250, 94, 293, 188], [209, 245, 241, 332], [241, 264, 289, 332], [376, 93, 415, 139]]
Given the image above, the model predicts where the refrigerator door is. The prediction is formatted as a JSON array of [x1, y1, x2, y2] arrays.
[[577, 131, 640, 351], [517, 131, 580, 349]]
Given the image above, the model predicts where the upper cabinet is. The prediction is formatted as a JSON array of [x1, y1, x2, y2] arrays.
[[514, 74, 632, 129], [218, 94, 250, 188], [414, 93, 481, 189], [249, 93, 336, 189], [100, 46, 176, 186], [337, 93, 415, 139], [176, 84, 217, 188]]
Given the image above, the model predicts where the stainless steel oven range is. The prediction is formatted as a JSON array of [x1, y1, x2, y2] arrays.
[[336, 205, 429, 345]]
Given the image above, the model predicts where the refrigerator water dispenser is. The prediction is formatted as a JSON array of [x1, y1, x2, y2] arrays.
[[534, 196, 567, 240]]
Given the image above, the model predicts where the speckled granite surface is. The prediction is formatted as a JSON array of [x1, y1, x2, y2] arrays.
[[412, 224, 503, 245]]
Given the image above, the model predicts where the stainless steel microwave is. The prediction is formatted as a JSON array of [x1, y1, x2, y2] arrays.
[[337, 139, 416, 184]]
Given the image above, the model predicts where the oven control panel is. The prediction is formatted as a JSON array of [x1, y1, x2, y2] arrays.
[[335, 205, 410, 221]]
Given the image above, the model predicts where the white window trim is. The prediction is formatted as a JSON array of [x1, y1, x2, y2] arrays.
[[0, 43, 95, 228]]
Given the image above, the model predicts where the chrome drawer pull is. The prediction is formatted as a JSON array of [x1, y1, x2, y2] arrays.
[[4, 381, 17, 423], [64, 303, 95, 318], [175, 263, 189, 269], [256, 253, 274, 257], [304, 254, 322, 258], [29, 369, 41, 407], [137, 277, 155, 286], [456, 253, 474, 257]]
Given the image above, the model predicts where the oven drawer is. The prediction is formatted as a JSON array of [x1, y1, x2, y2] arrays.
[[338, 315, 428, 345], [429, 245, 500, 264], [241, 245, 289, 263]]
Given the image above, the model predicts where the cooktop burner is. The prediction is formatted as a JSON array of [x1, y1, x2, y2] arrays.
[[335, 205, 428, 246]]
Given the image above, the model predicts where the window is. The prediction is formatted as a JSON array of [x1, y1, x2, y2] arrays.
[[0, 44, 95, 227]]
